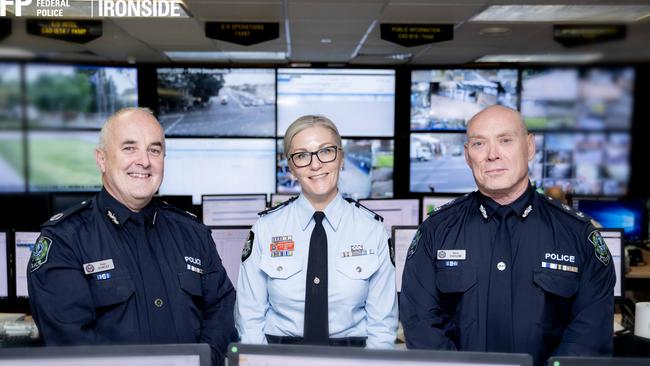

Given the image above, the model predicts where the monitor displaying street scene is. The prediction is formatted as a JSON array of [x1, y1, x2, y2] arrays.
[[0, 130, 25, 192], [277, 139, 394, 199], [410, 69, 518, 131], [409, 133, 475, 193], [521, 67, 634, 130], [26, 65, 138, 128], [157, 68, 275, 137], [0, 63, 21, 129]]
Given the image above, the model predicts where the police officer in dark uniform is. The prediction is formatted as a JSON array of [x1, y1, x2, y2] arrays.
[[27, 108, 237, 366], [400, 105, 616, 366]]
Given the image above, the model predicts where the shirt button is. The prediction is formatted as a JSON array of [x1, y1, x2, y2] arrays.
[[497, 262, 507, 271], [154, 298, 164, 307], [277, 266, 283, 272], [313, 276, 320, 285], [356, 266, 362, 273]]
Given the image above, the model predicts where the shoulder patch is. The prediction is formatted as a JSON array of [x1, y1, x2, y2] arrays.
[[242, 231, 254, 262], [406, 229, 422, 260], [388, 238, 395, 266], [588, 230, 611, 266], [344, 198, 383, 222], [538, 193, 591, 223], [428, 193, 472, 218], [30, 236, 52, 272], [41, 199, 92, 227], [258, 196, 298, 216]]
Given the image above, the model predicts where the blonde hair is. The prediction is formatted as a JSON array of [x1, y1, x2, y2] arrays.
[[283, 115, 342, 157]]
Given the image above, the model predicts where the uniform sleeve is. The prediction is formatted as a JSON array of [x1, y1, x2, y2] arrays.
[[553, 226, 616, 357], [200, 227, 238, 366], [27, 228, 105, 344], [399, 224, 457, 350], [234, 221, 269, 344], [365, 227, 398, 349]]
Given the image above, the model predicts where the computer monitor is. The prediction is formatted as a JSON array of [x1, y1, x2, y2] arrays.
[[158, 138, 276, 204], [572, 198, 646, 242], [157, 68, 276, 137], [0, 343, 210, 366], [358, 199, 419, 233], [410, 132, 476, 194], [228, 343, 533, 366], [410, 69, 518, 131], [269, 193, 297, 208], [600, 228, 624, 299], [13, 231, 40, 298], [202, 195, 267, 226], [547, 356, 648, 366], [421, 195, 459, 222], [277, 68, 395, 137], [210, 226, 250, 287], [0, 231, 8, 299], [391, 226, 418, 292]]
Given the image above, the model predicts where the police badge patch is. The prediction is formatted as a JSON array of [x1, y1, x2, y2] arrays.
[[241, 231, 254, 262], [388, 238, 395, 266], [30, 236, 52, 272], [406, 229, 422, 260], [588, 230, 610, 266]]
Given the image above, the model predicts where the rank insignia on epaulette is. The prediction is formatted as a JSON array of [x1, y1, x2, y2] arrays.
[[49, 213, 63, 222]]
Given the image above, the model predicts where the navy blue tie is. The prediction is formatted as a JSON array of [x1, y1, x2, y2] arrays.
[[303, 211, 329, 344], [486, 206, 514, 352]]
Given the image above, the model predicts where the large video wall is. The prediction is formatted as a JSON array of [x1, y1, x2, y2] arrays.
[[0, 62, 637, 201]]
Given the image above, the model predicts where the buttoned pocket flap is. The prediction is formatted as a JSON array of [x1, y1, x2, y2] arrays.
[[436, 269, 477, 293], [178, 271, 203, 297], [260, 257, 303, 279], [533, 271, 579, 298], [336, 256, 379, 280], [90, 278, 135, 308]]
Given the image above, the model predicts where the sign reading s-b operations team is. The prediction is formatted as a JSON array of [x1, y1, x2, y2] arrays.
[[205, 22, 279, 46], [380, 24, 453, 47]]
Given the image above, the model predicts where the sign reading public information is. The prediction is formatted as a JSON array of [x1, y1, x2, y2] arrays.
[[380, 23, 453, 47], [205, 22, 279, 46], [554, 24, 626, 47], [26, 19, 102, 43]]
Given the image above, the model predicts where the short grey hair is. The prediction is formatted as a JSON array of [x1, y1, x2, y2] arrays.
[[98, 107, 156, 149], [283, 115, 342, 157]]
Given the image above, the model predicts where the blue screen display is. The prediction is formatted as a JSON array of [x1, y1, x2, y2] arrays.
[[576, 199, 646, 241]]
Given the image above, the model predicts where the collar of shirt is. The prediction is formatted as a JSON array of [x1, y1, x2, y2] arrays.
[[476, 184, 535, 222], [97, 188, 158, 228], [295, 192, 345, 232]]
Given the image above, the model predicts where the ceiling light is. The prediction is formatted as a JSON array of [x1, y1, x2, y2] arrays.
[[475, 53, 603, 63], [471, 5, 650, 23], [387, 53, 412, 61], [0, 47, 36, 59], [165, 51, 287, 62], [320, 38, 332, 44], [479, 26, 512, 36]]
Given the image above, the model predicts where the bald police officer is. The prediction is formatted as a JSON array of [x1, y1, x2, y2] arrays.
[[400, 105, 616, 365]]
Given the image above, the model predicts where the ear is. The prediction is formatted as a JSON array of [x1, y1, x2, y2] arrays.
[[526, 133, 536, 162], [463, 143, 470, 165], [95, 148, 107, 173]]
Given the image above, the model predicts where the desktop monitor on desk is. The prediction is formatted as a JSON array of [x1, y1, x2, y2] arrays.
[[391, 226, 419, 292], [358, 199, 420, 233], [210, 226, 251, 288], [0, 343, 211, 366], [599, 229, 624, 300], [0, 231, 8, 300], [12, 231, 40, 300], [572, 198, 646, 243], [228, 343, 533, 366], [202, 194, 267, 227]]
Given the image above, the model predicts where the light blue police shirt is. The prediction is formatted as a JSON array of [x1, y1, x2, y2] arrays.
[[235, 193, 398, 348]]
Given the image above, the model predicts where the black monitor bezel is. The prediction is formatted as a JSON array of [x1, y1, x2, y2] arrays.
[[598, 228, 626, 303], [227, 343, 533, 366], [547, 356, 649, 365]]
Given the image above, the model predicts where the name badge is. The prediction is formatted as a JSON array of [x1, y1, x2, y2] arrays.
[[437, 250, 466, 260], [83, 259, 115, 275]]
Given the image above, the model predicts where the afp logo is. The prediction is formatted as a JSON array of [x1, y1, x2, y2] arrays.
[[1, 0, 32, 16]]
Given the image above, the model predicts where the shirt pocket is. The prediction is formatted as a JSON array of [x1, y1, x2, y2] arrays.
[[532, 270, 579, 337], [532, 270, 579, 298], [435, 268, 478, 328], [259, 257, 303, 279], [89, 277, 135, 308], [178, 271, 203, 297], [336, 255, 379, 280]]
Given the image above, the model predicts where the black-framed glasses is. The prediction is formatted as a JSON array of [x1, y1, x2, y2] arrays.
[[289, 145, 342, 168]]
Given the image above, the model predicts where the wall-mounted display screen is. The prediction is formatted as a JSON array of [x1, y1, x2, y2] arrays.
[[0, 130, 25, 192], [410, 69, 518, 131], [26, 65, 138, 129], [0, 63, 21, 130], [157, 68, 276, 137], [277, 69, 395, 137], [278, 139, 394, 199]]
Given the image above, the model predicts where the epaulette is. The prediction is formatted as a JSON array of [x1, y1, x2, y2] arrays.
[[158, 200, 200, 222], [538, 193, 591, 223], [344, 198, 383, 222], [427, 193, 471, 217], [41, 199, 92, 227], [258, 195, 298, 216]]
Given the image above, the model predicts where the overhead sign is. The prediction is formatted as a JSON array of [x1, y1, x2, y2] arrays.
[[554, 24, 626, 47], [0, 18, 10, 41], [380, 23, 453, 47], [205, 22, 279, 46], [26, 19, 102, 43]]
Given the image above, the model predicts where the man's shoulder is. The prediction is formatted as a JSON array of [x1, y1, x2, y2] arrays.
[[157, 200, 202, 225], [535, 192, 592, 225], [425, 193, 474, 222], [41, 197, 94, 228]]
